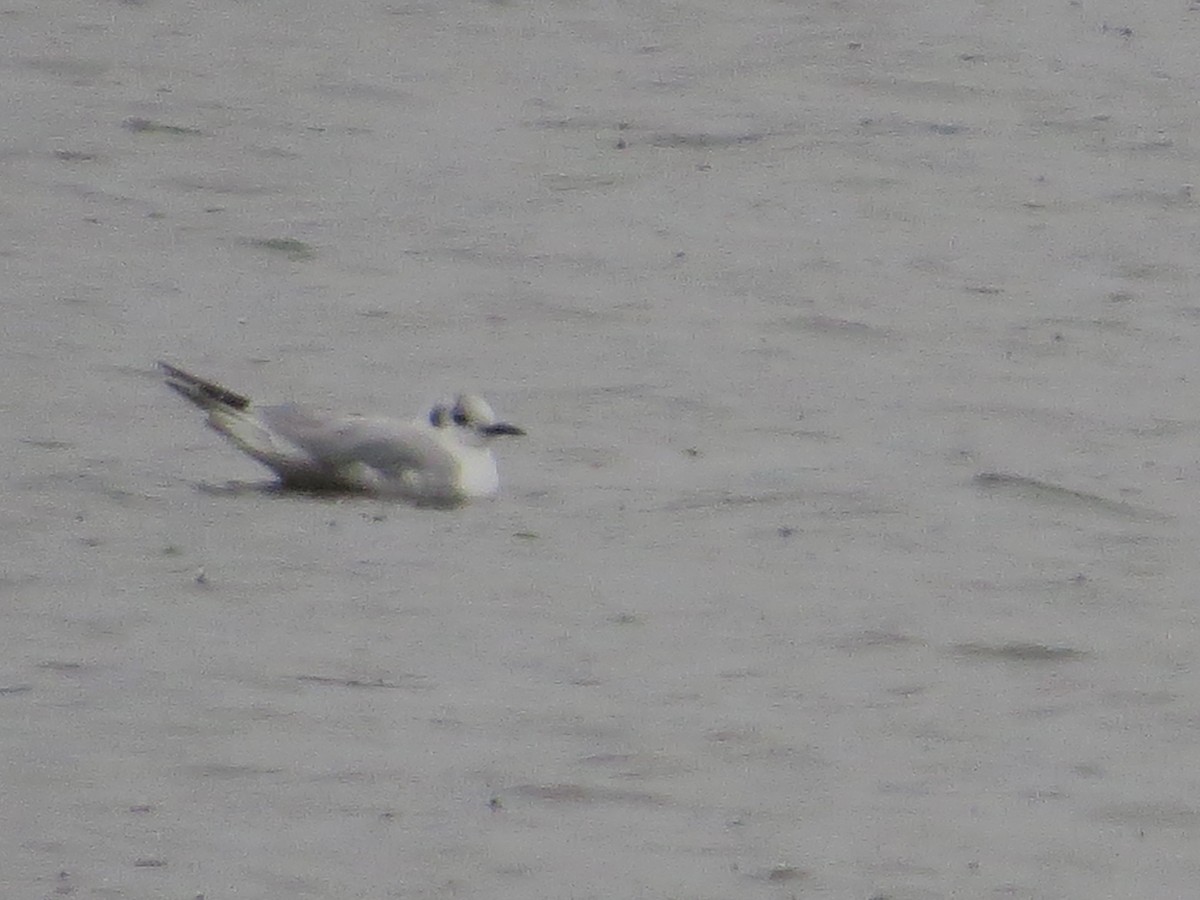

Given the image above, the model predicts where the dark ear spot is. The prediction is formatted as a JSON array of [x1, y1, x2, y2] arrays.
[[429, 405, 449, 427]]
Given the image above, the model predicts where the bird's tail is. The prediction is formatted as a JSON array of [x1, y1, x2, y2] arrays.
[[158, 361, 251, 412], [158, 361, 307, 477]]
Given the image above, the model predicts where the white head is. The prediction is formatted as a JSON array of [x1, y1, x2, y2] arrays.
[[429, 394, 525, 439]]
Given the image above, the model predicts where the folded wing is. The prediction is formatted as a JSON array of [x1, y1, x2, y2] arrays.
[[257, 408, 463, 500]]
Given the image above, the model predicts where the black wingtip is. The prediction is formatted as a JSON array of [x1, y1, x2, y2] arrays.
[[158, 361, 251, 410]]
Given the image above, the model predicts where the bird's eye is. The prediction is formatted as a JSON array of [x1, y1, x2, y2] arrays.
[[452, 407, 470, 427]]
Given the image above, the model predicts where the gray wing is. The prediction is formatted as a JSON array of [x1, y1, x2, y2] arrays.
[[258, 405, 459, 497]]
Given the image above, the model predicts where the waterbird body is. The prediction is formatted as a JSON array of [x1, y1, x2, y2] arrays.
[[158, 362, 524, 506]]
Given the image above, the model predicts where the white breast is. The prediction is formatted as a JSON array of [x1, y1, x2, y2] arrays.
[[451, 444, 501, 498]]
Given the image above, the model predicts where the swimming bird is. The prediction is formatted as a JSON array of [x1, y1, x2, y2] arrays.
[[158, 361, 524, 506]]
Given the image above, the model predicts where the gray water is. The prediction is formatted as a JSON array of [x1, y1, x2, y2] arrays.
[[4, 1, 1200, 897]]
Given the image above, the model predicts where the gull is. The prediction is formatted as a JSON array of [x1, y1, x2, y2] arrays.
[[158, 361, 524, 506]]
